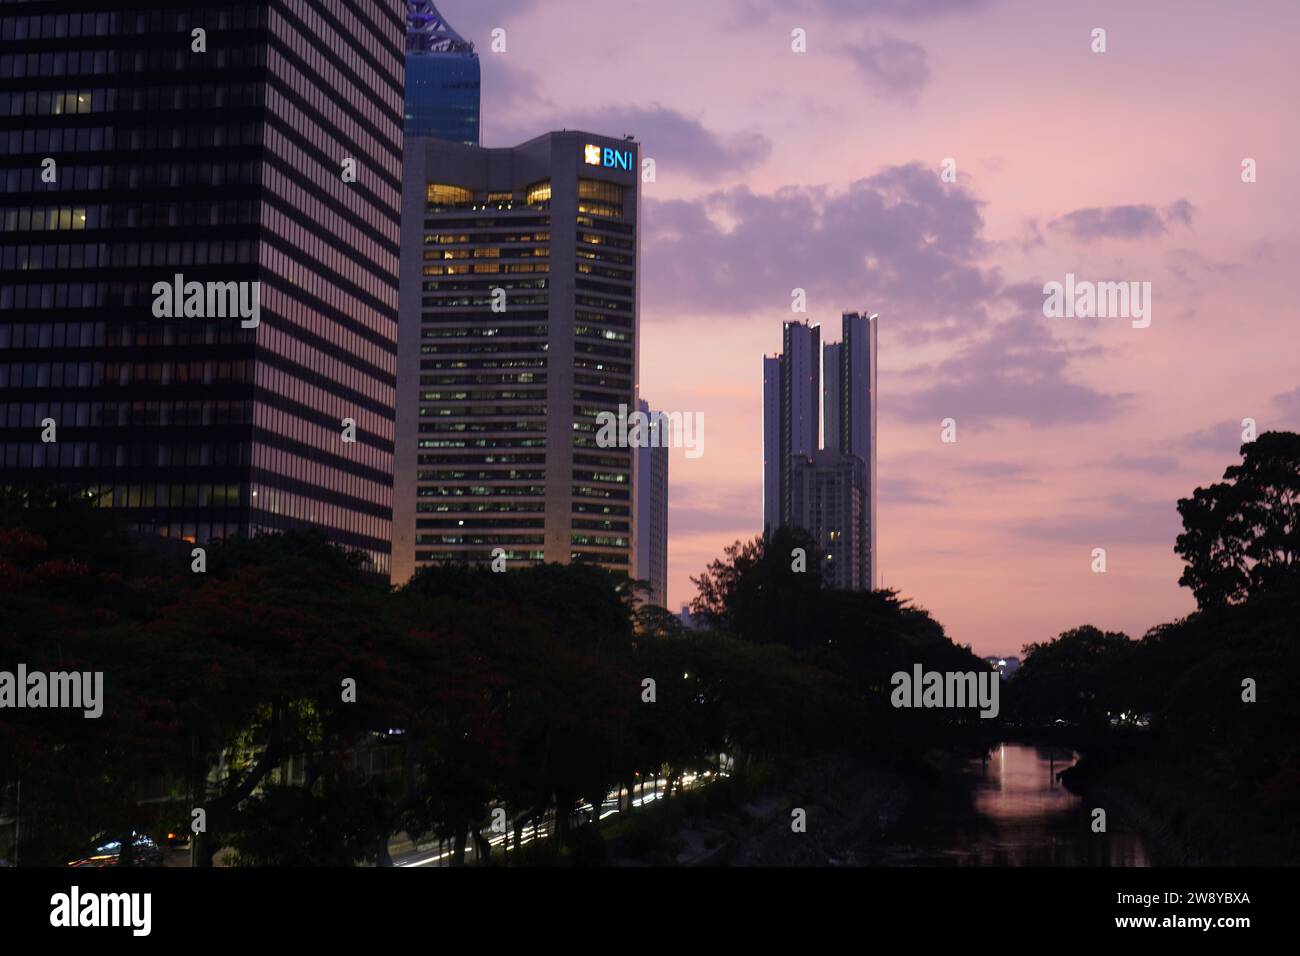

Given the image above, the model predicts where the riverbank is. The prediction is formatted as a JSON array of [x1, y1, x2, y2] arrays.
[[594, 757, 918, 866], [1059, 760, 1199, 866], [692, 759, 916, 866], [1060, 748, 1296, 866]]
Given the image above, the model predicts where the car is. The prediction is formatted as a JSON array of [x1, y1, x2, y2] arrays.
[[161, 827, 192, 849], [67, 832, 165, 867]]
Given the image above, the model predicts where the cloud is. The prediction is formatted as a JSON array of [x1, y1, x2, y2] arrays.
[[1171, 419, 1250, 455], [880, 476, 945, 506], [952, 460, 1039, 482], [1013, 219, 1045, 254], [492, 104, 770, 181], [642, 163, 1001, 333], [892, 315, 1129, 428], [480, 60, 553, 121], [670, 482, 762, 536], [1000, 280, 1049, 312], [447, 0, 543, 44], [1273, 387, 1300, 423], [1164, 248, 1243, 287], [743, 0, 995, 18], [843, 33, 931, 102], [1049, 201, 1196, 242], [1012, 494, 1183, 547], [1097, 455, 1181, 475], [837, 0, 993, 15]]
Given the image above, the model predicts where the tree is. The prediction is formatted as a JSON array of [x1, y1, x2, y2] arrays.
[[1176, 431, 1300, 609], [141, 531, 403, 866], [1010, 626, 1135, 728], [689, 526, 822, 648]]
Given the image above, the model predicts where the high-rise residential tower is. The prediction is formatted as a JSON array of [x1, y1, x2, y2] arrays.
[[762, 312, 878, 590], [834, 311, 878, 588], [634, 399, 668, 607], [392, 132, 640, 584], [790, 450, 868, 591], [403, 1, 479, 144], [761, 320, 820, 532], [0, 2, 405, 574]]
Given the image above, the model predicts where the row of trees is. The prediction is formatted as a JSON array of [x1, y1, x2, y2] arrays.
[[1004, 433, 1300, 858], [0, 489, 983, 866]]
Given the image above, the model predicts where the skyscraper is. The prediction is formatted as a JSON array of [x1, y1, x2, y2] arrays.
[[762, 320, 820, 532], [392, 132, 640, 584], [634, 399, 668, 607], [0, 2, 406, 574], [823, 342, 842, 453], [791, 450, 868, 591], [762, 312, 878, 589], [835, 311, 878, 588], [403, 1, 480, 145]]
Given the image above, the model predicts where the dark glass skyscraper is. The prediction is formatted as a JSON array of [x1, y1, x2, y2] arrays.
[[404, 1, 479, 145], [763, 312, 878, 590], [0, 2, 405, 573], [762, 321, 819, 533], [392, 132, 640, 583]]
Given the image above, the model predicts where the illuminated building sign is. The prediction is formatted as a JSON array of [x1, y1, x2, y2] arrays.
[[584, 143, 633, 172]]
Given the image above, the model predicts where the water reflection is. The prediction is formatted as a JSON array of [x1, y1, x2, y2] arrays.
[[850, 742, 1149, 866]]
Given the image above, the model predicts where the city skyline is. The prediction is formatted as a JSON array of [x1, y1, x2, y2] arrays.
[[447, 0, 1300, 655], [0, 0, 1295, 897], [3, 0, 1295, 651]]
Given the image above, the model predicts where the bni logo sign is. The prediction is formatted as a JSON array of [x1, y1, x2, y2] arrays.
[[584, 143, 633, 171]]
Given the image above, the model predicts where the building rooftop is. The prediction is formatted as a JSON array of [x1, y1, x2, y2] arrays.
[[406, 1, 474, 54]]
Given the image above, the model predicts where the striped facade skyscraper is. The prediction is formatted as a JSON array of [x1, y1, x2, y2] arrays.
[[0, 1, 405, 574]]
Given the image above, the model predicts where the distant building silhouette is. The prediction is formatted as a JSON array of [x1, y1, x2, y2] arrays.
[[985, 656, 1021, 679], [763, 312, 879, 589], [790, 450, 869, 591], [634, 400, 669, 608], [763, 321, 820, 532]]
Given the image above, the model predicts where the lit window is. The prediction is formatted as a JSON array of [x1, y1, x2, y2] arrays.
[[426, 183, 473, 205], [526, 181, 552, 205]]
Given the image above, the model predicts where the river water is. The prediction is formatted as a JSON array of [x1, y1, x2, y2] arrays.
[[849, 742, 1150, 866]]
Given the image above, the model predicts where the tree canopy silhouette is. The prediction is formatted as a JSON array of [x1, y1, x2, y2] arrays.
[[1175, 431, 1300, 609]]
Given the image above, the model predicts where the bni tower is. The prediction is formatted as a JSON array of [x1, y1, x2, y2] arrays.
[[0, 2, 405, 574], [392, 133, 640, 583]]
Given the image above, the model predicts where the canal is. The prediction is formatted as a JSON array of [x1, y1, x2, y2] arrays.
[[848, 742, 1149, 866]]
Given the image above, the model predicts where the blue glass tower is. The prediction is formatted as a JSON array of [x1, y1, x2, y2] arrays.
[[405, 2, 481, 145]]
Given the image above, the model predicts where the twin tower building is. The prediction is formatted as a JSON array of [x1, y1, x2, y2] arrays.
[[763, 314, 879, 591], [0, 1, 873, 604]]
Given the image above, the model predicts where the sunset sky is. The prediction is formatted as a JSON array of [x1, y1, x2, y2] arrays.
[[449, 0, 1300, 655]]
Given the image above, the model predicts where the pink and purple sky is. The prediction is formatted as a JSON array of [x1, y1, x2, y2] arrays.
[[451, 0, 1300, 655]]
